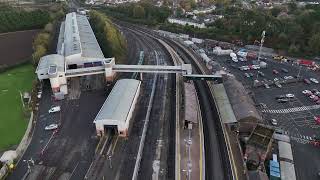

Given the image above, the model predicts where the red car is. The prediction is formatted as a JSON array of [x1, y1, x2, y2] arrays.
[[304, 79, 311, 84], [315, 116, 320, 125]]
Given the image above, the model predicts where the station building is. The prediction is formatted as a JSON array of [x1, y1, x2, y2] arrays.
[[93, 79, 141, 137], [36, 12, 116, 97]]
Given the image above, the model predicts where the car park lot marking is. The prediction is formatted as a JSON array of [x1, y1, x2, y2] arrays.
[[261, 104, 320, 114]]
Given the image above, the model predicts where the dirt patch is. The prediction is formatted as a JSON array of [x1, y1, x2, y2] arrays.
[[0, 30, 40, 67]]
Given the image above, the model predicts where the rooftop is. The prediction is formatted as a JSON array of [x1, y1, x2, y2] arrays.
[[36, 54, 65, 73], [64, 12, 104, 59], [94, 79, 141, 124]]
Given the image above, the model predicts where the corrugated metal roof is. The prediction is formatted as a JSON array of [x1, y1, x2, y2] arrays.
[[57, 21, 65, 55], [280, 161, 296, 180], [278, 141, 293, 161], [224, 77, 262, 122], [184, 82, 198, 123], [212, 84, 237, 124], [36, 54, 65, 73], [94, 79, 141, 124], [64, 12, 104, 59]]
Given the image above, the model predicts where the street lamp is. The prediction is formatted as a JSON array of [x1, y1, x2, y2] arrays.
[[23, 158, 34, 173]]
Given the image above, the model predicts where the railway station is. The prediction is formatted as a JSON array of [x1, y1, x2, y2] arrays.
[[93, 79, 141, 137], [35, 12, 192, 99]]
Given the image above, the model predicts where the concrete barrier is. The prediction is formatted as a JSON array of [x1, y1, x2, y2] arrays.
[[16, 112, 34, 161]]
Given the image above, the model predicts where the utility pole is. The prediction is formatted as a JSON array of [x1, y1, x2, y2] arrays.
[[257, 30, 266, 63]]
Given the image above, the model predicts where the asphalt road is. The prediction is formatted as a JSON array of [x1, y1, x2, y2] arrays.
[[211, 53, 320, 180], [7, 80, 108, 180]]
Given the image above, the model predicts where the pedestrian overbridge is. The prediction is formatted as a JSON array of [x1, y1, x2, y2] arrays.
[[183, 74, 223, 83], [112, 64, 192, 74], [64, 64, 193, 78], [65, 66, 105, 78]]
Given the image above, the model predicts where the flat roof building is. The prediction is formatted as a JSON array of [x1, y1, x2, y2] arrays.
[[94, 79, 141, 137], [60, 12, 105, 67]]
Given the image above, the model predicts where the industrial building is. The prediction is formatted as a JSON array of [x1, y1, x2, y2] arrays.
[[93, 79, 141, 137]]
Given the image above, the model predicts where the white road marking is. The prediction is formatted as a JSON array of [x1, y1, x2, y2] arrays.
[[261, 104, 320, 114]]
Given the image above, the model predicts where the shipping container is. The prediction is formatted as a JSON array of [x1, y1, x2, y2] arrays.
[[298, 59, 315, 66]]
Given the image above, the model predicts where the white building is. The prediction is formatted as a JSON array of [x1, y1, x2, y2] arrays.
[[36, 12, 116, 96], [93, 79, 141, 137], [167, 18, 206, 29]]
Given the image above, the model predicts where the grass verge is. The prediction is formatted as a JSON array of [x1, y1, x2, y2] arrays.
[[0, 63, 35, 151]]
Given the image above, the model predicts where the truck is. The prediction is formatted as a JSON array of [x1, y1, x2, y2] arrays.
[[212, 46, 233, 55], [230, 52, 238, 62], [297, 59, 315, 67], [246, 51, 257, 60]]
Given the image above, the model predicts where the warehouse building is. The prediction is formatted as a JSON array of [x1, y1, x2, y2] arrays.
[[36, 12, 116, 97], [93, 79, 141, 137]]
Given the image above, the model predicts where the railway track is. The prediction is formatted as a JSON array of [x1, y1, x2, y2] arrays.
[[116, 22, 232, 180], [122, 27, 175, 180]]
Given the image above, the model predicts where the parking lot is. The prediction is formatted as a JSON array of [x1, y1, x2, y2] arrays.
[[212, 54, 320, 138], [211, 53, 320, 179]]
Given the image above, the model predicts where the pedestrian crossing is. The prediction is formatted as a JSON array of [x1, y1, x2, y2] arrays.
[[261, 104, 320, 114], [290, 134, 315, 144]]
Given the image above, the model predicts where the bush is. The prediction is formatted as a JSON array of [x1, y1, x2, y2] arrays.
[[89, 11, 127, 64]]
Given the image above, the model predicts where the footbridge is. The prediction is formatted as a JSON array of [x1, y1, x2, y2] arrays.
[[65, 63, 193, 78]]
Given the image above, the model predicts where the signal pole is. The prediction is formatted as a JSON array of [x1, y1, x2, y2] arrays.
[[257, 30, 266, 63]]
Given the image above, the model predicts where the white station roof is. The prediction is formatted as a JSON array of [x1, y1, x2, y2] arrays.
[[94, 79, 141, 125], [63, 12, 104, 59], [278, 141, 293, 161], [36, 54, 65, 74]]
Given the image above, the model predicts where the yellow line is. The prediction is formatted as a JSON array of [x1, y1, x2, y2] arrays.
[[224, 126, 238, 180], [112, 136, 119, 154]]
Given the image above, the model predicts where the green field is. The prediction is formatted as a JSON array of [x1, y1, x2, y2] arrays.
[[0, 64, 35, 151]]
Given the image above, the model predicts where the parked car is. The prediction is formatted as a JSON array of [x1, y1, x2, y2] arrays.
[[244, 73, 250, 78], [240, 66, 250, 71], [310, 78, 319, 84], [275, 82, 282, 88], [274, 78, 279, 81], [49, 106, 61, 113], [231, 64, 237, 69], [313, 96, 319, 101], [276, 95, 286, 99], [281, 68, 289, 73], [45, 124, 58, 130], [310, 95, 317, 99], [251, 65, 260, 70], [271, 119, 278, 126], [278, 98, 289, 103], [284, 76, 293, 80], [273, 69, 279, 74], [258, 71, 265, 77], [37, 91, 42, 99], [304, 78, 311, 84], [311, 89, 319, 94], [316, 100, 320, 104], [286, 94, 295, 98], [264, 84, 270, 89], [302, 90, 313, 96], [314, 116, 320, 125]]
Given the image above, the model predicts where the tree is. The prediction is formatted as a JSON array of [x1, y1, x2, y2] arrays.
[[132, 5, 145, 18], [308, 33, 320, 55], [32, 45, 47, 65]]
